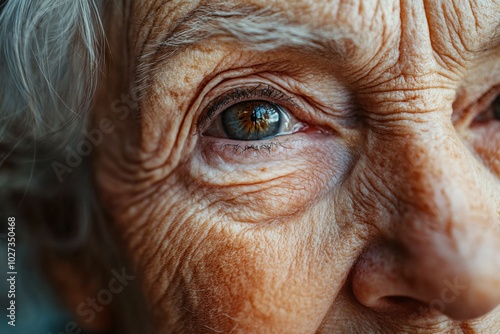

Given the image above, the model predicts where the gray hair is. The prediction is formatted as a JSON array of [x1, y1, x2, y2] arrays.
[[0, 1, 150, 332], [0, 0, 101, 240]]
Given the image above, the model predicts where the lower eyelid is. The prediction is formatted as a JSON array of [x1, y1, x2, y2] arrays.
[[200, 137, 305, 165], [200, 125, 331, 163]]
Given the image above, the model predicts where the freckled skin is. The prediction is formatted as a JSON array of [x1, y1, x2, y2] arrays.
[[93, 0, 500, 333]]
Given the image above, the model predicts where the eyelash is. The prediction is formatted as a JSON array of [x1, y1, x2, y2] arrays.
[[207, 139, 298, 154]]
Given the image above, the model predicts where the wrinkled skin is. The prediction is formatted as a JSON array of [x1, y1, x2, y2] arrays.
[[92, 0, 500, 333]]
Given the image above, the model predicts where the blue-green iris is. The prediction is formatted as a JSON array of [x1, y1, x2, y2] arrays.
[[221, 101, 282, 140]]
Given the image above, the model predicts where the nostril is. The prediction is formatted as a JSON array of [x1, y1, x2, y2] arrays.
[[384, 296, 422, 307], [368, 295, 432, 316]]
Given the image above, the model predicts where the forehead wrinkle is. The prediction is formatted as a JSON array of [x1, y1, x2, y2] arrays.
[[490, 21, 500, 51], [469, 1, 500, 52], [429, 0, 500, 54]]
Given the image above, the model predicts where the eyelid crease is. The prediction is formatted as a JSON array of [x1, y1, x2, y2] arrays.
[[197, 84, 300, 133]]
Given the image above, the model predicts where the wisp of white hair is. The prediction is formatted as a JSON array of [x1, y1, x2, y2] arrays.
[[0, 0, 101, 244], [0, 1, 151, 333], [0, 0, 149, 333]]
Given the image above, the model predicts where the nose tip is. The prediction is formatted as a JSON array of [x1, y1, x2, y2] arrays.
[[441, 275, 500, 320]]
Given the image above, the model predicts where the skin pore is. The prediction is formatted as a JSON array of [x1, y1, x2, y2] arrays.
[[89, 0, 500, 333]]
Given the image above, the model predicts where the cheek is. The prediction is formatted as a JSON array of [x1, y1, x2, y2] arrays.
[[107, 167, 359, 332]]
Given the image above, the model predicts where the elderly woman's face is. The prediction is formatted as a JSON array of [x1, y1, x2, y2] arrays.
[[93, 0, 500, 332]]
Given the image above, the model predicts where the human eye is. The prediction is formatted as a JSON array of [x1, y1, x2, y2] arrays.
[[460, 84, 500, 175], [190, 80, 342, 198], [201, 85, 307, 141]]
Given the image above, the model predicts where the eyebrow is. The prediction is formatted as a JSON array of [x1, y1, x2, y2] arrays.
[[135, 3, 349, 90], [157, 5, 331, 52]]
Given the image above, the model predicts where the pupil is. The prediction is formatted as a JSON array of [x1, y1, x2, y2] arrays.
[[251, 106, 270, 124], [251, 110, 260, 123]]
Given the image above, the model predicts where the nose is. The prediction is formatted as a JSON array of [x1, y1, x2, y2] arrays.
[[351, 122, 500, 321]]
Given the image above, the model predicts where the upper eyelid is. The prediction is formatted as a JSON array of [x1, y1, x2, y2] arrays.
[[197, 84, 300, 132]]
